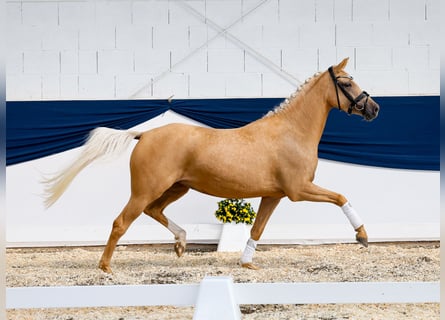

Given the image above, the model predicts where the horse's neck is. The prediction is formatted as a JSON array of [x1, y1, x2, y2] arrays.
[[279, 77, 332, 147]]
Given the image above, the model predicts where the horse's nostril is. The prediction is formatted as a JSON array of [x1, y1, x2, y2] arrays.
[[374, 105, 380, 114]]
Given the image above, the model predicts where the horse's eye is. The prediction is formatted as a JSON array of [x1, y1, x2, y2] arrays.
[[343, 83, 352, 88]]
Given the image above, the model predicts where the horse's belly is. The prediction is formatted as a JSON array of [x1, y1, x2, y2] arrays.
[[182, 172, 283, 199]]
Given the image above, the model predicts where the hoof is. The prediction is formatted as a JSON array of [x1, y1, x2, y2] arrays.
[[241, 262, 260, 270], [355, 225, 369, 248], [174, 241, 186, 257], [99, 262, 113, 274]]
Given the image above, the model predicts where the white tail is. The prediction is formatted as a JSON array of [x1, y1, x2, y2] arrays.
[[42, 127, 142, 208]]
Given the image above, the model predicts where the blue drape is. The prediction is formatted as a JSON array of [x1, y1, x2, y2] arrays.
[[6, 96, 439, 170], [320, 96, 439, 170]]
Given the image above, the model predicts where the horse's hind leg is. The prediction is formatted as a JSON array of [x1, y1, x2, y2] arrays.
[[99, 196, 147, 273], [299, 182, 368, 247], [144, 182, 190, 257]]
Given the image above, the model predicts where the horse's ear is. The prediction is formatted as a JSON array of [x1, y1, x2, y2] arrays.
[[334, 57, 349, 71]]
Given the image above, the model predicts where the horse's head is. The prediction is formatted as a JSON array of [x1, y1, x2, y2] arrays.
[[327, 58, 379, 121]]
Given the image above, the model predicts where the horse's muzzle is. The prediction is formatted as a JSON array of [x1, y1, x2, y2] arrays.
[[364, 100, 379, 121]]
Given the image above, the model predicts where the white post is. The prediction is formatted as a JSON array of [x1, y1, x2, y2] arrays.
[[217, 223, 250, 252], [193, 276, 241, 320]]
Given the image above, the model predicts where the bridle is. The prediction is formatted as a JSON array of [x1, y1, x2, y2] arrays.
[[328, 66, 369, 115]]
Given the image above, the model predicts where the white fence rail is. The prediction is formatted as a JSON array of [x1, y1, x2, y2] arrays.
[[6, 278, 440, 320]]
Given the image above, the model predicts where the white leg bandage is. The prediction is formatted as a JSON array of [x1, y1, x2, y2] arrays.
[[241, 238, 257, 264], [167, 218, 186, 240], [341, 202, 363, 230]]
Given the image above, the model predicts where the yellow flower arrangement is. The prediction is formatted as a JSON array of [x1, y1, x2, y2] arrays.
[[215, 198, 256, 225]]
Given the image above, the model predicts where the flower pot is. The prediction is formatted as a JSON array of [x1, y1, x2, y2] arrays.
[[217, 222, 250, 252]]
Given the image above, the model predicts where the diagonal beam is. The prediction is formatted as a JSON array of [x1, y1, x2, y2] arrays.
[[178, 0, 301, 86], [130, 0, 300, 98]]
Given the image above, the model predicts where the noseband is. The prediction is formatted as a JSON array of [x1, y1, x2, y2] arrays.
[[328, 66, 369, 115]]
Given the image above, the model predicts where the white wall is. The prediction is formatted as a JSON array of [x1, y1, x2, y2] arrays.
[[5, 0, 440, 246], [6, 0, 440, 100]]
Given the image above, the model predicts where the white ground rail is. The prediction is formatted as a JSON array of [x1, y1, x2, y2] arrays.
[[6, 277, 439, 320]]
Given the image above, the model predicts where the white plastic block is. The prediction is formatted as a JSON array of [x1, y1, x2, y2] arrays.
[[60, 51, 78, 75], [335, 47, 355, 67], [353, 0, 389, 22], [207, 48, 244, 73], [335, 23, 373, 47], [408, 70, 440, 95], [116, 25, 152, 50], [79, 26, 116, 50], [59, 2, 95, 27], [95, 1, 132, 26], [7, 2, 22, 26], [315, 0, 334, 22], [355, 47, 392, 71], [189, 73, 226, 97], [42, 75, 60, 99], [23, 51, 60, 75], [134, 49, 170, 74], [6, 51, 23, 75], [390, 0, 426, 22], [7, 75, 42, 100], [42, 27, 79, 51], [317, 47, 337, 70], [79, 51, 97, 74], [229, 24, 263, 49], [152, 72, 189, 98], [409, 22, 439, 47], [205, 0, 242, 28], [299, 23, 335, 48], [425, 0, 440, 22], [132, 0, 169, 25], [22, 2, 58, 26], [393, 47, 429, 71], [98, 50, 134, 75], [169, 1, 206, 25], [225, 73, 262, 97], [60, 75, 79, 99], [244, 48, 281, 73], [372, 23, 409, 47], [354, 70, 409, 95], [242, 0, 279, 25], [262, 72, 297, 97], [281, 47, 318, 74], [171, 48, 207, 73], [7, 26, 43, 52], [429, 45, 440, 70], [189, 25, 208, 50], [78, 75, 115, 99], [193, 277, 241, 320], [116, 74, 151, 99], [153, 25, 190, 50], [262, 24, 299, 49], [280, 0, 316, 23], [333, 0, 353, 22]]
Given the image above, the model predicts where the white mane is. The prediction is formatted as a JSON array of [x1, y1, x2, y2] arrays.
[[264, 71, 322, 118]]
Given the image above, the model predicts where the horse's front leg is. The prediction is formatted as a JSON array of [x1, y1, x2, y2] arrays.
[[299, 182, 368, 247], [241, 196, 281, 270]]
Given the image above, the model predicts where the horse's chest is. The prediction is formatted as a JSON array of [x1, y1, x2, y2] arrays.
[[280, 150, 318, 181]]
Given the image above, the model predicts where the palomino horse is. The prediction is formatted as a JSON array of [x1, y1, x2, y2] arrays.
[[43, 58, 379, 273]]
